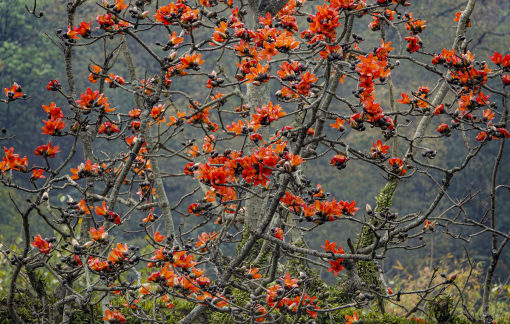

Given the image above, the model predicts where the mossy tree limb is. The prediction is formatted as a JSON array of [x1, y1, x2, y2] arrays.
[[357, 177, 399, 314]]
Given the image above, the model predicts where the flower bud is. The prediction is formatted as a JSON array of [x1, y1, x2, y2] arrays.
[[283, 161, 292, 172]]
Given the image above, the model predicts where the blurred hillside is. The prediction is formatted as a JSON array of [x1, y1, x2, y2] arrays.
[[0, 0, 509, 290]]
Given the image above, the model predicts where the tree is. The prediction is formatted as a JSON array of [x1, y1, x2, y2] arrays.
[[1, 0, 509, 323]]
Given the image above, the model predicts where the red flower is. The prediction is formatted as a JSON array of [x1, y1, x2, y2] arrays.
[[331, 153, 348, 169], [34, 142, 60, 158], [74, 20, 92, 37], [4, 82, 23, 99], [249, 133, 263, 143], [96, 13, 114, 29], [42, 103, 65, 119], [46, 80, 61, 91], [437, 123, 451, 137], [389, 157, 406, 175], [65, 24, 79, 40], [490, 52, 503, 65], [433, 104, 445, 116], [31, 234, 52, 254], [328, 259, 344, 276], [273, 227, 284, 240], [371, 139, 390, 158]]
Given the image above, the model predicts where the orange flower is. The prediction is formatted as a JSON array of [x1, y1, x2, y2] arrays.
[[98, 122, 120, 135], [274, 34, 299, 52], [259, 12, 273, 26], [281, 273, 299, 288], [437, 123, 451, 136], [70, 160, 98, 180], [371, 139, 390, 156], [140, 285, 151, 295], [65, 24, 79, 40], [108, 243, 129, 263], [345, 310, 359, 324], [197, 291, 228, 308], [142, 209, 156, 223], [4, 82, 24, 99], [454, 11, 471, 27], [42, 118, 67, 135], [319, 44, 343, 61], [482, 109, 495, 122], [128, 108, 142, 119], [95, 201, 109, 216], [167, 111, 186, 126], [321, 239, 343, 253], [376, 40, 394, 61], [46, 79, 61, 91], [259, 41, 279, 62], [294, 71, 318, 96], [423, 219, 435, 229], [113, 0, 129, 12], [331, 153, 348, 169], [251, 102, 285, 126], [105, 73, 125, 88], [195, 231, 218, 252], [248, 266, 262, 279], [31, 169, 45, 180], [96, 13, 114, 29], [88, 257, 108, 271], [76, 88, 99, 109], [211, 22, 229, 44], [89, 226, 108, 242], [42, 102, 65, 119], [74, 20, 93, 37], [154, 231, 165, 242], [150, 104, 166, 122], [330, 118, 345, 131], [179, 52, 205, 70], [245, 64, 270, 85], [31, 234, 52, 254], [338, 200, 360, 216], [167, 31, 184, 47], [76, 200, 90, 214], [388, 157, 406, 175], [103, 309, 126, 324], [273, 227, 284, 240]]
